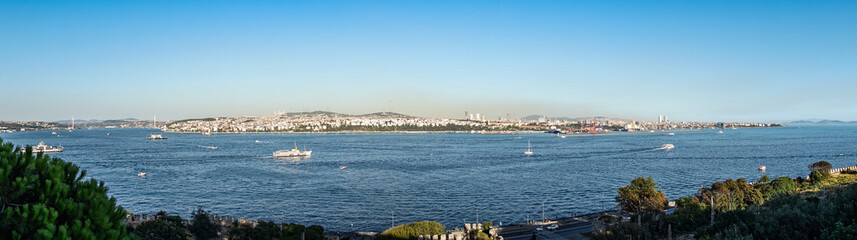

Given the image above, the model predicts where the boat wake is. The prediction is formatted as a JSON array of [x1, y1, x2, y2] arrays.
[[199, 146, 219, 149], [255, 140, 272, 143]]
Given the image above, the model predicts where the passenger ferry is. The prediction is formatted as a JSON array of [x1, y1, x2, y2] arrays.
[[22, 141, 63, 153], [274, 142, 312, 158]]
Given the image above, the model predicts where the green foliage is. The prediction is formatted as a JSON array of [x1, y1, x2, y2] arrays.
[[377, 221, 446, 240], [809, 161, 833, 176], [480, 221, 492, 233], [756, 176, 796, 199], [811, 170, 829, 184], [759, 175, 770, 183], [305, 225, 324, 240], [251, 221, 281, 240], [697, 181, 857, 239], [698, 179, 763, 212], [818, 221, 857, 240], [228, 223, 253, 240], [132, 212, 188, 240], [0, 138, 131, 239], [281, 223, 306, 240], [189, 208, 219, 240], [615, 177, 668, 214], [227, 222, 322, 240], [469, 230, 490, 240], [665, 197, 708, 232]]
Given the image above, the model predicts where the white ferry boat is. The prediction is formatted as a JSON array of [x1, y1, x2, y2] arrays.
[[146, 133, 167, 140], [22, 141, 63, 153], [273, 142, 312, 158]]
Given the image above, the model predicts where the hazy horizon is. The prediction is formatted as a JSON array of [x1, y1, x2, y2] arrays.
[[3, 1, 856, 122]]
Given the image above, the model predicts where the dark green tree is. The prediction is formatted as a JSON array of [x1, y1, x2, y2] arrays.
[[228, 223, 253, 240], [809, 161, 833, 176], [132, 212, 188, 240], [281, 223, 306, 240], [250, 221, 282, 240], [811, 170, 828, 184], [757, 176, 796, 199], [189, 208, 219, 240], [305, 225, 325, 240], [759, 175, 771, 183], [615, 177, 668, 219], [0, 138, 131, 239]]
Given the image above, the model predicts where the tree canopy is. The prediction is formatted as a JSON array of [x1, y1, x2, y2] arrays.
[[615, 177, 668, 214], [189, 208, 219, 240], [809, 161, 833, 176], [0, 138, 131, 239]]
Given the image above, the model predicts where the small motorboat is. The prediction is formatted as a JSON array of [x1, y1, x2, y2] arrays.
[[717, 130, 724, 134], [758, 166, 766, 171], [137, 172, 147, 177], [51, 132, 57, 135], [668, 133, 675, 136], [339, 166, 347, 170], [659, 144, 675, 150], [200, 146, 219, 149]]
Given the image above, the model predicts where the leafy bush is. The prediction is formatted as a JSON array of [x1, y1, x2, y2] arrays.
[[377, 221, 446, 240]]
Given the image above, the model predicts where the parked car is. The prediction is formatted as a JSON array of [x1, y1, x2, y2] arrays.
[[546, 224, 558, 231]]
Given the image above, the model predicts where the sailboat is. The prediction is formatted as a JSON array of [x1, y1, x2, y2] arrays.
[[524, 141, 534, 156]]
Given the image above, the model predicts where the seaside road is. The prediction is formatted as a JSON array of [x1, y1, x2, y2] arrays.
[[499, 222, 591, 240]]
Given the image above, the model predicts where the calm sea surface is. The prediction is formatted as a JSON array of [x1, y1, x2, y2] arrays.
[[2, 126, 856, 231]]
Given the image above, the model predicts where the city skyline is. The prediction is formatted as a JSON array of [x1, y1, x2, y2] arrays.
[[2, 1, 856, 122]]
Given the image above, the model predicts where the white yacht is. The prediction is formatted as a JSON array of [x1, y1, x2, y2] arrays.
[[274, 142, 312, 158], [659, 144, 675, 150], [22, 141, 63, 153], [668, 133, 675, 136], [717, 130, 724, 134], [146, 133, 167, 140], [524, 141, 534, 155]]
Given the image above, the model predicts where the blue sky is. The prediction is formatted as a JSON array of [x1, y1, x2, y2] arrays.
[[2, 1, 855, 122]]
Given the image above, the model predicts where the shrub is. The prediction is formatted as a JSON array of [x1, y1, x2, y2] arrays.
[[377, 221, 446, 240]]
